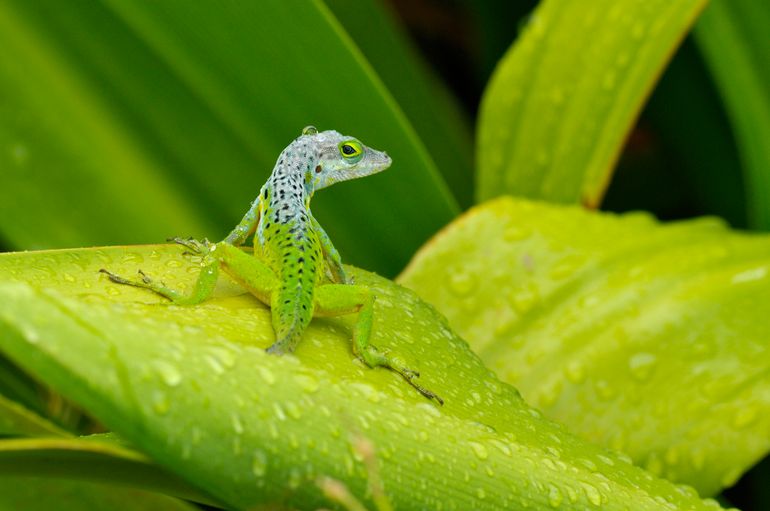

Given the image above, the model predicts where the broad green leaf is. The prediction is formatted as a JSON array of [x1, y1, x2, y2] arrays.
[[476, 0, 706, 206], [0, 436, 214, 506], [0, 393, 69, 437], [324, 0, 475, 207], [0, 0, 458, 275], [0, 477, 199, 511], [0, 247, 728, 510], [399, 197, 770, 496], [693, 0, 770, 229]]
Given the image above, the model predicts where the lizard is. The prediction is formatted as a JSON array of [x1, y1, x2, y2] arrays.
[[101, 126, 442, 404]]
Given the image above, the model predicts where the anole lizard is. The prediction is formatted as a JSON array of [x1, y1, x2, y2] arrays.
[[101, 126, 442, 404]]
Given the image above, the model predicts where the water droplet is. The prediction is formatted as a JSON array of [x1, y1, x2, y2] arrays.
[[628, 352, 657, 381], [475, 487, 486, 500], [251, 449, 268, 477], [285, 401, 303, 420], [731, 266, 767, 284], [732, 406, 757, 428], [273, 403, 287, 421], [594, 379, 616, 400], [258, 366, 276, 385], [154, 360, 182, 387], [511, 284, 539, 313], [294, 374, 319, 393], [151, 391, 169, 415], [449, 269, 476, 296], [469, 441, 489, 460], [564, 360, 586, 383], [231, 413, 244, 434], [548, 485, 563, 507], [721, 467, 742, 487], [580, 482, 602, 506]]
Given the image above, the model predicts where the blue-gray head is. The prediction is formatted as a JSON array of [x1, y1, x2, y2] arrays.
[[298, 126, 391, 191]]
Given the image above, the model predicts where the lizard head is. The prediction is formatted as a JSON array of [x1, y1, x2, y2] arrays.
[[300, 126, 392, 191]]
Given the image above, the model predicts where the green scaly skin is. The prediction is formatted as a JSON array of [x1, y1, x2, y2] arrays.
[[101, 126, 442, 404]]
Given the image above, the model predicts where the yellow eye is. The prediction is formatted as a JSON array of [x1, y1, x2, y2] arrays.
[[339, 140, 363, 162]]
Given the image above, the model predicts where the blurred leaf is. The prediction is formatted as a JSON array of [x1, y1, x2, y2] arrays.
[[476, 0, 706, 206], [0, 246, 727, 510], [0, 477, 200, 511], [0, 393, 69, 437], [694, 0, 770, 229], [0, 436, 213, 506], [0, 0, 458, 276], [0, 356, 47, 417], [400, 197, 770, 496], [604, 38, 747, 228], [324, 0, 475, 207]]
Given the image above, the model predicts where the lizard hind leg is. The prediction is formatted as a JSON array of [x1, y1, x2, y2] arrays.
[[100, 237, 220, 305], [314, 284, 443, 405]]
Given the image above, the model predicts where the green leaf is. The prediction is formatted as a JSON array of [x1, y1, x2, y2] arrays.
[[324, 0, 475, 207], [399, 197, 770, 496], [0, 0, 458, 275], [0, 477, 200, 511], [0, 393, 69, 437], [0, 436, 214, 506], [693, 0, 770, 229], [476, 0, 706, 206], [0, 246, 728, 510]]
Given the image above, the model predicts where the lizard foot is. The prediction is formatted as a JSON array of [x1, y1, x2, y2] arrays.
[[167, 236, 211, 256]]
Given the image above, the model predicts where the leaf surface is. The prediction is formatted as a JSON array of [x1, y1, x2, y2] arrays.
[[476, 0, 706, 206], [0, 246, 728, 510], [400, 197, 770, 495]]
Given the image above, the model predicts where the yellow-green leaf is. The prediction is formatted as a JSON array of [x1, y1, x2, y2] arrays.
[[477, 0, 706, 206], [0, 246, 728, 510], [399, 197, 770, 496]]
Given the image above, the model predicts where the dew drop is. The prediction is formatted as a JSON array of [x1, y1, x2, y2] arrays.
[[151, 391, 170, 415], [294, 373, 319, 393], [154, 360, 182, 387], [251, 449, 268, 477], [580, 482, 602, 506], [548, 484, 563, 507], [469, 441, 489, 460], [231, 413, 244, 434], [628, 352, 657, 381], [449, 269, 476, 296], [258, 366, 276, 385], [732, 406, 757, 428], [564, 360, 586, 383], [285, 401, 303, 420]]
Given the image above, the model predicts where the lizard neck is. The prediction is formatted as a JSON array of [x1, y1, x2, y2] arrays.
[[264, 142, 319, 226]]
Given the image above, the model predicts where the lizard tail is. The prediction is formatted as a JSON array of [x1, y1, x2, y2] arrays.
[[265, 327, 305, 355]]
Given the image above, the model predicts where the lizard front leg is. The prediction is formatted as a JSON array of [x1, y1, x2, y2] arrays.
[[314, 283, 443, 404], [101, 239, 277, 306]]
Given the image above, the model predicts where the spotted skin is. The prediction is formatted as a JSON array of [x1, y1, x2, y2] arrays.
[[101, 127, 442, 404]]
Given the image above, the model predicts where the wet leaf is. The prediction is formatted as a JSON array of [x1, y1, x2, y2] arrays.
[[0, 245, 728, 510], [400, 197, 770, 496]]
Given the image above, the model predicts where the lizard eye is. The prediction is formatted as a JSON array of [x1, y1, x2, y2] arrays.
[[339, 140, 363, 163]]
